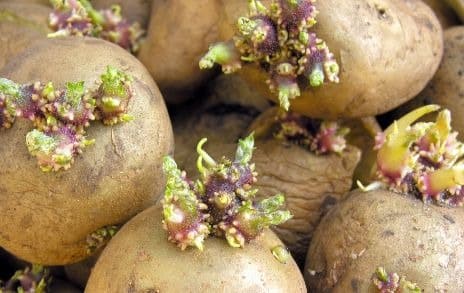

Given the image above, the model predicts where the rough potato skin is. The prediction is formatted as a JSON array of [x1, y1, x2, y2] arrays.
[[85, 204, 307, 293], [138, 0, 221, 104], [422, 0, 460, 28], [305, 189, 464, 292], [222, 0, 443, 119], [0, 0, 50, 5], [92, 0, 153, 28], [0, 37, 174, 265], [252, 140, 360, 264], [0, 2, 51, 70]]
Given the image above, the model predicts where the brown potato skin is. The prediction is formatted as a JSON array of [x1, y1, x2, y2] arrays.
[[0, 37, 174, 265], [222, 0, 443, 119], [0, 2, 51, 70], [138, 0, 221, 104], [85, 204, 307, 293], [251, 140, 360, 264], [92, 0, 152, 28], [305, 189, 464, 292], [0, 0, 50, 5]]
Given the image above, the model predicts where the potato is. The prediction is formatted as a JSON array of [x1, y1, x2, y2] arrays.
[[91, 0, 152, 27], [138, 0, 222, 104], [85, 204, 307, 292], [422, 0, 460, 28], [64, 252, 99, 289], [212, 0, 443, 119], [304, 189, 464, 292], [385, 26, 464, 138], [0, 37, 174, 265], [0, 2, 51, 70]]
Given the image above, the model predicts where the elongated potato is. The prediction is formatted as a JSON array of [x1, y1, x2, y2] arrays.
[[86, 204, 307, 292], [0, 37, 174, 265]]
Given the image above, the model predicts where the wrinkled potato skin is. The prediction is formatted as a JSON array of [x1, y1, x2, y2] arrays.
[[138, 0, 221, 104], [92, 0, 152, 28], [0, 37, 174, 265], [85, 204, 307, 293], [422, 0, 460, 28], [252, 140, 360, 263], [0, 2, 51, 70], [305, 189, 464, 292], [221, 0, 443, 119]]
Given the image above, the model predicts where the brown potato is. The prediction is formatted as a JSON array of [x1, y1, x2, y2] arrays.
[[0, 37, 174, 265], [0, 0, 50, 5], [422, 0, 460, 28], [304, 189, 464, 292], [219, 0, 443, 119], [0, 2, 51, 70], [85, 204, 307, 292], [92, 0, 152, 28], [138, 0, 222, 104]]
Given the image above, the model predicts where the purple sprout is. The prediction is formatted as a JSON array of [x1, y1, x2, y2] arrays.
[[162, 134, 292, 250], [0, 265, 49, 293], [49, 0, 144, 53], [0, 66, 133, 172], [200, 0, 339, 111], [372, 105, 464, 206], [373, 267, 421, 293]]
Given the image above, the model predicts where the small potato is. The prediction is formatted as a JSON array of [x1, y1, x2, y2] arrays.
[[0, 2, 51, 69], [0, 37, 174, 265], [305, 189, 464, 292], [138, 0, 222, 103], [85, 204, 307, 292], [216, 0, 444, 119]]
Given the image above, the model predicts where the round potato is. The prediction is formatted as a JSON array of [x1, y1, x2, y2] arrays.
[[0, 2, 51, 70], [0, 37, 174, 265], [305, 189, 464, 292], [85, 204, 307, 292], [217, 0, 443, 119], [138, 0, 221, 104]]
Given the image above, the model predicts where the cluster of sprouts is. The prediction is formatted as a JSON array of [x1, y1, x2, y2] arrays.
[[273, 110, 348, 155], [0, 265, 49, 293], [0, 66, 133, 172], [373, 267, 421, 293], [49, 0, 144, 53], [200, 0, 339, 110], [162, 134, 292, 250], [360, 105, 464, 206]]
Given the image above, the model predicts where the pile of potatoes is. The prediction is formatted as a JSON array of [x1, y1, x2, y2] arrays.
[[0, 0, 463, 292]]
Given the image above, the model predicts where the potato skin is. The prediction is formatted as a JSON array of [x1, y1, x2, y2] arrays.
[[305, 189, 464, 292], [85, 204, 307, 293], [0, 37, 174, 265], [252, 140, 360, 264], [138, 0, 221, 104], [0, 2, 51, 70], [222, 0, 443, 119]]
